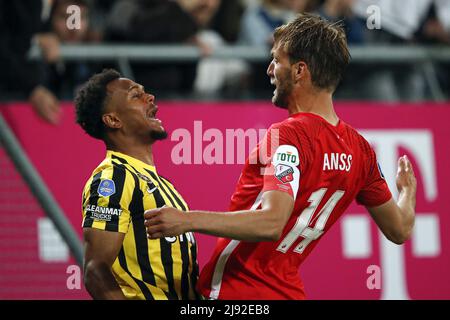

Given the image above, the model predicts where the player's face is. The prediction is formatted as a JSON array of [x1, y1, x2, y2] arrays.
[[267, 42, 294, 109], [107, 78, 167, 141]]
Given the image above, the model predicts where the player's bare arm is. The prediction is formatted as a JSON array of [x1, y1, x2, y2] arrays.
[[367, 155, 416, 244], [83, 228, 127, 299], [145, 190, 294, 242]]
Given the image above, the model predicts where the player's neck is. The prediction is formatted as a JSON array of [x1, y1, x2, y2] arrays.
[[106, 138, 155, 166], [288, 90, 339, 126]]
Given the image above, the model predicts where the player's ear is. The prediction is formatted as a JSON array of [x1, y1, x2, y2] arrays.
[[102, 112, 122, 129], [293, 61, 308, 83]]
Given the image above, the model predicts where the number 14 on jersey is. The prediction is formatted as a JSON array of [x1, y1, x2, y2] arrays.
[[277, 188, 345, 254]]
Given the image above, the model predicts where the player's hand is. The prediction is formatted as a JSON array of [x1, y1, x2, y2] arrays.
[[396, 155, 417, 194], [29, 86, 61, 125], [144, 207, 189, 239]]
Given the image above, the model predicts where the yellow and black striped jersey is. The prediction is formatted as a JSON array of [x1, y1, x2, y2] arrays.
[[81, 150, 199, 300]]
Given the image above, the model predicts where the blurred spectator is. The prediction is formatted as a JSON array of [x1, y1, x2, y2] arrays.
[[88, 0, 116, 41], [0, 1, 60, 124], [434, 0, 450, 34], [348, 0, 436, 101], [177, 0, 250, 96], [238, 0, 313, 98], [415, 3, 450, 100], [316, 0, 365, 44], [353, 0, 449, 43], [106, 0, 198, 43], [238, 0, 300, 47], [315, 0, 368, 101], [210, 0, 246, 43], [105, 0, 249, 98], [105, 0, 200, 96], [38, 0, 100, 100], [415, 2, 450, 44]]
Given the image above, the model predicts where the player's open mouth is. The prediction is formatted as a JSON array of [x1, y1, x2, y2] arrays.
[[146, 105, 164, 130], [147, 106, 163, 126]]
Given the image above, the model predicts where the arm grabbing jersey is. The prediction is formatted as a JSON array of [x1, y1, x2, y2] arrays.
[[198, 113, 394, 300]]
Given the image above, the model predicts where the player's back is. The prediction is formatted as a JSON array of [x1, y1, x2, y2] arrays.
[[197, 113, 391, 300]]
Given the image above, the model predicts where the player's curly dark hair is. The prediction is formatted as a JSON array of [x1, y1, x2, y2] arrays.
[[75, 69, 121, 140]]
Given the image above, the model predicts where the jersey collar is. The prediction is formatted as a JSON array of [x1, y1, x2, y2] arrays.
[[106, 150, 157, 173], [289, 112, 345, 132]]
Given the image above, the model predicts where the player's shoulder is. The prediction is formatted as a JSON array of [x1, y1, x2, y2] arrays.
[[342, 122, 374, 153], [84, 158, 130, 190], [95, 156, 124, 174], [270, 114, 321, 138], [83, 157, 128, 189], [267, 116, 318, 164], [159, 174, 175, 188]]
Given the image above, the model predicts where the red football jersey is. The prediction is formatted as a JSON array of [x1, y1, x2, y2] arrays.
[[197, 112, 392, 300]]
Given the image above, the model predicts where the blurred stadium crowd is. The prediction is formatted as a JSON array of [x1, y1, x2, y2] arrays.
[[1, 0, 449, 124]]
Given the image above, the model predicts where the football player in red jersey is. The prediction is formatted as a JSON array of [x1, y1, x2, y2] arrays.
[[144, 13, 417, 300]]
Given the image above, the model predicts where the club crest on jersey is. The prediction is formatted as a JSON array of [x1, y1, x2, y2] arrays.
[[275, 164, 294, 183], [97, 179, 116, 197]]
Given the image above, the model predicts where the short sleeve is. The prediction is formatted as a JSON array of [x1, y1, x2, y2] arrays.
[[81, 164, 133, 233], [260, 124, 302, 200], [356, 148, 392, 207]]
